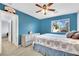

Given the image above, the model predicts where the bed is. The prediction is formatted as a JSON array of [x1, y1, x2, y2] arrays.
[[32, 33, 79, 56]]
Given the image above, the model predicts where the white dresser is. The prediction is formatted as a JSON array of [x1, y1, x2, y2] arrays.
[[21, 33, 40, 47], [21, 34, 32, 47]]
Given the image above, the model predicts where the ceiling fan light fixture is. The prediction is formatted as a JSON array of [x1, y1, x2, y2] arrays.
[[42, 9, 48, 15], [42, 9, 47, 13], [35, 3, 55, 15], [42, 9, 45, 14]]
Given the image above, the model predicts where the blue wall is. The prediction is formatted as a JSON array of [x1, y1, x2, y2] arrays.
[[16, 11, 40, 35], [17, 10, 41, 44], [0, 3, 5, 10], [16, 10, 40, 44], [40, 13, 77, 34]]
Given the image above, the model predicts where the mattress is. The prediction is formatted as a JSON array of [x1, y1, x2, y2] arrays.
[[32, 33, 79, 55]]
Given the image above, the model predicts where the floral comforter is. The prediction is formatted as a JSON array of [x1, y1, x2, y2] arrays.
[[32, 34, 79, 55]]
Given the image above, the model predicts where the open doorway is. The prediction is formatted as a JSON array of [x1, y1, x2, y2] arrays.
[[1, 20, 12, 53], [1, 20, 12, 42]]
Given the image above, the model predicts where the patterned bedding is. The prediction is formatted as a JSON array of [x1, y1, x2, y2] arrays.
[[32, 33, 79, 55]]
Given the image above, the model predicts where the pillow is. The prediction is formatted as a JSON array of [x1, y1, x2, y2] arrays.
[[66, 32, 77, 38], [72, 33, 79, 39]]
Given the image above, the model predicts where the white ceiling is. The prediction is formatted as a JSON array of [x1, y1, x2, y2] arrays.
[[3, 3, 79, 20]]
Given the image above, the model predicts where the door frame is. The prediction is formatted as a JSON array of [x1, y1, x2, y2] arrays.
[[0, 11, 19, 54]]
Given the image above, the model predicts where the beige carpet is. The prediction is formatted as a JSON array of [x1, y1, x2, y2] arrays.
[[0, 37, 42, 56]]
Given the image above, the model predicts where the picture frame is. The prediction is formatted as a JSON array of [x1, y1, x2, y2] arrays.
[[51, 18, 70, 32]]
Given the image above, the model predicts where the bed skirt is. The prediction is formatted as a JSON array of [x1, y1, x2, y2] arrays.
[[33, 43, 78, 56]]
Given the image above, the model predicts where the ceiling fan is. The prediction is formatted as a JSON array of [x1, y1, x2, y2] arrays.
[[35, 3, 55, 15]]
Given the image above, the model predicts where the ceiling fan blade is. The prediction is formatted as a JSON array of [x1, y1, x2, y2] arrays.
[[48, 9, 55, 11], [47, 3, 53, 7], [36, 10, 42, 13], [35, 4, 42, 8]]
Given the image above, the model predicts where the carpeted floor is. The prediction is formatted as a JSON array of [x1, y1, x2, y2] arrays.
[[0, 37, 42, 56]]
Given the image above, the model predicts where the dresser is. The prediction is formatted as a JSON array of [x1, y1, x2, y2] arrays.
[[21, 33, 40, 47], [21, 34, 32, 47]]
